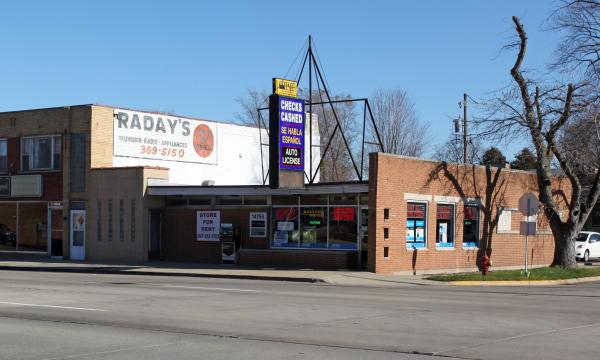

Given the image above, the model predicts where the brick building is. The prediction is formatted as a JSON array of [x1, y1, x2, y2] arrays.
[[0, 104, 570, 273], [0, 104, 319, 260], [367, 153, 570, 274]]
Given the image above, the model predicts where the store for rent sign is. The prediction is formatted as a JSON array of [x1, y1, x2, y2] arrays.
[[196, 211, 221, 241], [113, 109, 217, 164]]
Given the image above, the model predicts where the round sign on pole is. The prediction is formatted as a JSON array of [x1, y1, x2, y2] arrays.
[[519, 192, 540, 216]]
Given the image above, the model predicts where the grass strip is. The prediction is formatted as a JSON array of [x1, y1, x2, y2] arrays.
[[427, 266, 600, 281]]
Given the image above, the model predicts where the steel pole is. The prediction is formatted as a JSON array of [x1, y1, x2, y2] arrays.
[[525, 199, 530, 277]]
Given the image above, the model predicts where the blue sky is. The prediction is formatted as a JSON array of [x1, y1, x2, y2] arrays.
[[0, 1, 564, 159]]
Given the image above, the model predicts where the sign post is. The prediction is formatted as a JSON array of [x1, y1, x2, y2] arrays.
[[518, 192, 540, 277]]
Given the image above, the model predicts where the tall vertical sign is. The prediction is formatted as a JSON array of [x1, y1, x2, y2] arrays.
[[269, 79, 305, 189]]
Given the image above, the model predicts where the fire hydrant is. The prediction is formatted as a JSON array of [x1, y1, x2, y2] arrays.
[[481, 255, 492, 275]]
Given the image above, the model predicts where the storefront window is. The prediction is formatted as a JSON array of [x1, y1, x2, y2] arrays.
[[406, 202, 426, 249], [436, 204, 454, 248], [272, 207, 299, 248], [270, 199, 363, 251], [300, 207, 327, 248], [272, 196, 299, 205], [330, 195, 357, 205], [463, 205, 480, 247], [216, 195, 242, 205], [21, 135, 61, 171], [329, 207, 357, 249], [0, 139, 7, 172], [300, 195, 328, 205]]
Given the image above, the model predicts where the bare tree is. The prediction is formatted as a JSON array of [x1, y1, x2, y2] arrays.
[[560, 104, 600, 186], [234, 89, 270, 127], [433, 135, 482, 164], [370, 89, 428, 157], [476, 17, 597, 268], [306, 91, 359, 182], [549, 0, 600, 87]]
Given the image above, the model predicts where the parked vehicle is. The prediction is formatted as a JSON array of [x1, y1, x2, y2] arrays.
[[576, 231, 600, 262], [0, 224, 16, 246]]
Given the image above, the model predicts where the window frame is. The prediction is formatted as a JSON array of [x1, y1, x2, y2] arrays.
[[271, 205, 301, 249], [299, 206, 328, 249], [0, 138, 7, 173], [270, 203, 360, 251], [462, 203, 481, 248], [435, 202, 455, 249], [328, 206, 359, 250], [406, 201, 428, 250], [20, 134, 62, 172]]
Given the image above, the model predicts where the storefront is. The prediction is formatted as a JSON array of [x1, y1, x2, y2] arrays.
[[0, 104, 574, 273], [147, 183, 369, 269]]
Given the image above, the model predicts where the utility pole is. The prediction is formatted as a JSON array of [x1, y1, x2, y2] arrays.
[[463, 93, 468, 164]]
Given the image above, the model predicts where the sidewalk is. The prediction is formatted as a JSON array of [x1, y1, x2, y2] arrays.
[[0, 259, 437, 286]]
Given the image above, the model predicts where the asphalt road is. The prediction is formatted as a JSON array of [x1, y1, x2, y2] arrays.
[[0, 271, 599, 360]]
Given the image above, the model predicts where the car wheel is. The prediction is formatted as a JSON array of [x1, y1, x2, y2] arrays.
[[584, 250, 590, 262]]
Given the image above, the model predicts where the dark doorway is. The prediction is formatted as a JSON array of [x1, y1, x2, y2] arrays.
[[149, 210, 162, 260], [360, 208, 368, 268], [49, 207, 63, 257]]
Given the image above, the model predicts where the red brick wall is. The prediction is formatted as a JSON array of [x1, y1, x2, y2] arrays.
[[368, 153, 570, 274], [239, 249, 357, 269]]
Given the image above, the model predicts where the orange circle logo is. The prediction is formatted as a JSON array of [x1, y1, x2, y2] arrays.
[[193, 124, 214, 158]]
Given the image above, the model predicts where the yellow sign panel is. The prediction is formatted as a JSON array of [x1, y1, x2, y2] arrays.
[[273, 78, 298, 98]]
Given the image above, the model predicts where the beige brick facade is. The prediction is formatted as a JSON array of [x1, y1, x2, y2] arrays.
[[88, 167, 168, 262], [0, 105, 118, 258]]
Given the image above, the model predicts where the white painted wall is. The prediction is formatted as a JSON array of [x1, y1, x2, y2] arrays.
[[112, 109, 320, 186]]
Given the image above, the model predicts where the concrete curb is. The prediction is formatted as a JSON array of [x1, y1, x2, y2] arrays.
[[341, 273, 440, 286], [447, 275, 600, 286], [0, 266, 325, 283]]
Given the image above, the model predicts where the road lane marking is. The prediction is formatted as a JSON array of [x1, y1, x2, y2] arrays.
[[434, 322, 600, 355], [0, 301, 107, 312], [157, 284, 261, 293], [41, 340, 194, 360]]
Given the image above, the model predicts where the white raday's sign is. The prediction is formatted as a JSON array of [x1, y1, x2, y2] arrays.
[[113, 108, 218, 164]]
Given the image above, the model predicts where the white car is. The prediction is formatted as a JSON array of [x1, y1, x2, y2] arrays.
[[576, 231, 600, 262]]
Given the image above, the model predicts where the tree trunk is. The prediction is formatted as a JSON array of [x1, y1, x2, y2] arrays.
[[551, 226, 578, 268]]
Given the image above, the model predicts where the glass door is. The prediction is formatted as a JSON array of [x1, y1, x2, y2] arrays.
[[69, 210, 85, 260]]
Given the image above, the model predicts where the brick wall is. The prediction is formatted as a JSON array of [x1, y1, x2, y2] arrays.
[[162, 208, 222, 263], [368, 153, 570, 274], [90, 106, 114, 168], [88, 167, 168, 262], [161, 207, 270, 263], [239, 249, 357, 269]]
